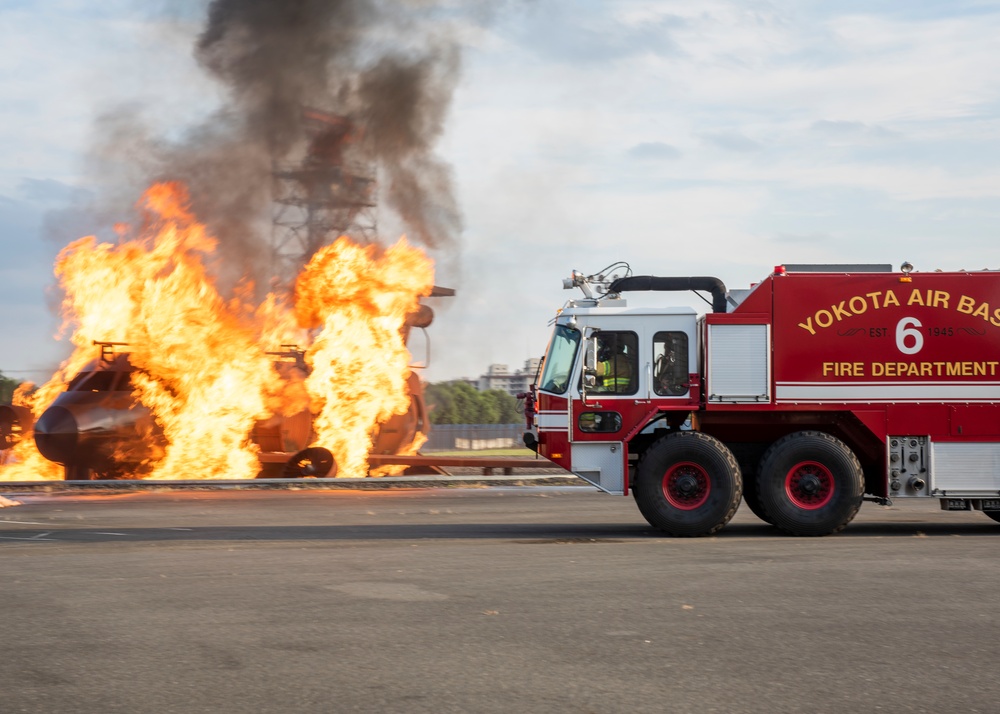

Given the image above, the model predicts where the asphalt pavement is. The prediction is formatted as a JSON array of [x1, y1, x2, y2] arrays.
[[2, 483, 999, 713]]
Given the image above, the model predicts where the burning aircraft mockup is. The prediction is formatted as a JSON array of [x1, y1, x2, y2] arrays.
[[0, 183, 443, 482]]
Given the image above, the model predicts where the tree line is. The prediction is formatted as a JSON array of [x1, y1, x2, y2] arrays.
[[423, 381, 524, 425], [0, 371, 19, 404]]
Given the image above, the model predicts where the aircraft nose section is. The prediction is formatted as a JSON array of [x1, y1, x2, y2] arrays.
[[34, 406, 79, 464]]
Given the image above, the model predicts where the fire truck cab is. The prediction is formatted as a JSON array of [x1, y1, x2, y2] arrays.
[[525, 262, 1000, 537]]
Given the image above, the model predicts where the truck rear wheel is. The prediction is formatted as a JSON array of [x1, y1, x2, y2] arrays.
[[634, 432, 742, 537], [757, 431, 863, 536]]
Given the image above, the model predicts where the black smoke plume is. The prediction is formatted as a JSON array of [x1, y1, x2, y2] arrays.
[[77, 0, 463, 292]]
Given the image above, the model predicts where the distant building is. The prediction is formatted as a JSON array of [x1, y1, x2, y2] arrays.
[[476, 358, 541, 396]]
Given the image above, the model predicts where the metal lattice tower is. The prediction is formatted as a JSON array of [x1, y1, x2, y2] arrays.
[[271, 108, 378, 286]]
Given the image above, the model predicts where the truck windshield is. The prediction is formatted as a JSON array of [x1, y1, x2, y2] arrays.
[[538, 325, 580, 394]]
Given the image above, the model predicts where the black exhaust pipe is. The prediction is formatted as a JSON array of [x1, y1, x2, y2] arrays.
[[607, 275, 729, 313]]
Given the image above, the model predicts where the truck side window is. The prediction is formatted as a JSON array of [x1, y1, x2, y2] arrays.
[[578, 411, 623, 433], [592, 332, 639, 396], [653, 331, 689, 396]]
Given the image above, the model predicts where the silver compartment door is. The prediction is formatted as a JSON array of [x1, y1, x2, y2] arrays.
[[571, 442, 625, 495], [707, 323, 770, 403], [932, 442, 1000, 494]]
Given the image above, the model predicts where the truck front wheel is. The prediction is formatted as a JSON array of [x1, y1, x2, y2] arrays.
[[756, 431, 863, 536], [634, 432, 742, 537]]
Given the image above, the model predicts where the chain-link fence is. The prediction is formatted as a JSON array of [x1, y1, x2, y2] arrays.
[[423, 423, 528, 451]]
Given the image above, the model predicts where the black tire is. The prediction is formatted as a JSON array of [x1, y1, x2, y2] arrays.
[[757, 431, 863, 536], [984, 511, 1000, 524], [283, 447, 336, 478], [633, 432, 742, 537]]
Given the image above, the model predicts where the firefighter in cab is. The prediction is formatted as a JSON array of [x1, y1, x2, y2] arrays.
[[594, 336, 636, 393]]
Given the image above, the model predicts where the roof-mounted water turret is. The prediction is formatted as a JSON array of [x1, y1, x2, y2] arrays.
[[562, 262, 633, 302]]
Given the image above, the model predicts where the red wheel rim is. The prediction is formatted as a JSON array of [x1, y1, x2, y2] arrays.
[[662, 461, 711, 510], [785, 461, 834, 509]]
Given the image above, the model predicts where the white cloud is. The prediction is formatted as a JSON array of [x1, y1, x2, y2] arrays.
[[427, 1, 1000, 377], [626, 142, 682, 160]]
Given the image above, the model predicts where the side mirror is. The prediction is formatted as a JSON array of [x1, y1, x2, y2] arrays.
[[583, 335, 598, 373], [582, 334, 598, 391]]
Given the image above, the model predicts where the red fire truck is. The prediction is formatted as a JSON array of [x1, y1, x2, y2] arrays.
[[523, 262, 1000, 536]]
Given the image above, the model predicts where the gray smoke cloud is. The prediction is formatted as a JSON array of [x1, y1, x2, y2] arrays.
[[71, 0, 464, 293]]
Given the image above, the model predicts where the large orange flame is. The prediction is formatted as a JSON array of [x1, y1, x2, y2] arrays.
[[0, 385, 61, 480], [0, 182, 434, 481], [296, 237, 434, 478]]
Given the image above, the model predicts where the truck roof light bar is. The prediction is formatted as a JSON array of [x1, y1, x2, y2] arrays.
[[781, 264, 893, 273]]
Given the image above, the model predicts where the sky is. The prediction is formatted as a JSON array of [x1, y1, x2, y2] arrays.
[[2, 0, 1000, 386]]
